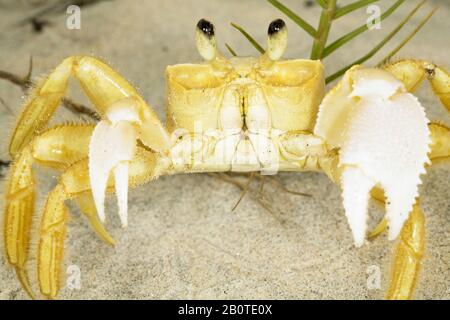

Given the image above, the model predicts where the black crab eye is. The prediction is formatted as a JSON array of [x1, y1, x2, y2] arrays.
[[266, 18, 288, 60], [197, 19, 215, 38], [196, 19, 217, 61], [268, 19, 286, 36]]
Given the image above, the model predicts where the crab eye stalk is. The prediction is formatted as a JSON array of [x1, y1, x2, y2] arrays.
[[267, 19, 287, 61], [196, 19, 218, 61]]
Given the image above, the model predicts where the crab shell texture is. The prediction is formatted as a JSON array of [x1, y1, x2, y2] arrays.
[[166, 57, 326, 173]]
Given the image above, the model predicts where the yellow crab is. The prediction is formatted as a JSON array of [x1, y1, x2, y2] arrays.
[[3, 19, 449, 299]]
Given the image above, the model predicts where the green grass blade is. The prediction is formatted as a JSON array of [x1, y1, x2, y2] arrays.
[[230, 22, 265, 54], [311, 0, 337, 60], [325, 0, 426, 83], [267, 0, 317, 38], [225, 43, 238, 57], [334, 0, 381, 20], [377, 6, 437, 66], [323, 0, 405, 58]]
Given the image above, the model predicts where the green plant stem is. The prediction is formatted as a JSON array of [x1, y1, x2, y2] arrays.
[[325, 0, 426, 84], [323, 0, 405, 58], [230, 22, 265, 54], [310, 0, 336, 60], [377, 6, 438, 67]]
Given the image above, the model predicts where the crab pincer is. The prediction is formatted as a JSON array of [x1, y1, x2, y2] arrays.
[[315, 68, 430, 246], [88, 98, 142, 227]]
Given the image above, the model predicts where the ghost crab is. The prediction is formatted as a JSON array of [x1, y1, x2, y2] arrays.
[[3, 18, 449, 299]]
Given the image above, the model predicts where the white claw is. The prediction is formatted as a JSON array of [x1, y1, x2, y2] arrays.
[[114, 162, 129, 227], [315, 68, 430, 245], [88, 100, 139, 226], [341, 167, 375, 247]]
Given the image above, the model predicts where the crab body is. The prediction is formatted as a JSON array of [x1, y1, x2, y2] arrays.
[[166, 57, 325, 173], [3, 19, 449, 299]]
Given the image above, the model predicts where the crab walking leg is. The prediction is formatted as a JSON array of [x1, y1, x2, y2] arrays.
[[38, 184, 68, 299], [383, 59, 450, 110], [369, 200, 425, 300], [386, 203, 425, 300], [428, 123, 450, 161], [4, 145, 36, 298], [75, 193, 115, 245], [9, 55, 170, 157], [366, 187, 425, 300], [38, 147, 160, 298], [32, 125, 93, 168], [3, 124, 112, 298], [363, 194, 425, 300]]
